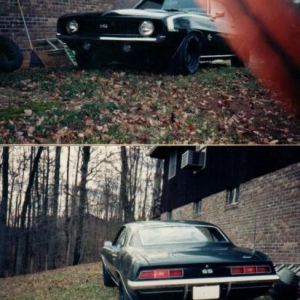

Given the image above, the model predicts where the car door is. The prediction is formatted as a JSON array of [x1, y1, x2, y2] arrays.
[[108, 226, 128, 280], [203, 0, 237, 55]]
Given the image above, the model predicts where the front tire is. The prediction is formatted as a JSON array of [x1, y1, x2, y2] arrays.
[[169, 32, 202, 75]]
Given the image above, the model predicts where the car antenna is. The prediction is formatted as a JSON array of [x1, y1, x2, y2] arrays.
[[252, 211, 257, 255]]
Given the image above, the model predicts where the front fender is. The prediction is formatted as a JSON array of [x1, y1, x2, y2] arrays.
[[172, 30, 203, 59]]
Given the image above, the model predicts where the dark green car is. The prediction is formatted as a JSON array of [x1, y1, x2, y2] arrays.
[[56, 0, 248, 74], [101, 220, 279, 300]]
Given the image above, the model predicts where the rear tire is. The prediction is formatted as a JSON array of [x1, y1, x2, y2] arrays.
[[231, 55, 245, 67], [102, 263, 115, 287], [119, 280, 131, 300], [0, 35, 23, 72], [169, 32, 202, 75]]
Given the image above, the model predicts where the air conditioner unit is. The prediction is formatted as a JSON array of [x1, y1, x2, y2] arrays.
[[181, 150, 206, 169]]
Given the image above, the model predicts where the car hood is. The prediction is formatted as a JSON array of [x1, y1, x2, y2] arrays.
[[59, 9, 187, 22], [136, 244, 269, 266], [102, 9, 181, 19]]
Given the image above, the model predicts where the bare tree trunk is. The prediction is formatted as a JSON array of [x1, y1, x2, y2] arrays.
[[73, 147, 90, 265], [65, 147, 71, 266], [141, 160, 151, 221], [16, 147, 43, 275], [0, 147, 9, 277], [68, 148, 81, 266], [48, 147, 61, 270], [39, 148, 51, 272], [151, 159, 163, 219], [120, 146, 130, 223], [128, 147, 140, 221]]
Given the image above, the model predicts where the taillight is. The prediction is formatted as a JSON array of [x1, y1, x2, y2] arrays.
[[139, 269, 184, 280], [256, 266, 271, 273], [231, 265, 271, 275]]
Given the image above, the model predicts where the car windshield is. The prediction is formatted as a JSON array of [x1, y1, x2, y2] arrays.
[[139, 226, 228, 246], [136, 0, 205, 11], [162, 0, 203, 10]]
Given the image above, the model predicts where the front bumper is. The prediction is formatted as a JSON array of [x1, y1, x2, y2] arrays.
[[128, 274, 279, 290], [56, 33, 166, 43]]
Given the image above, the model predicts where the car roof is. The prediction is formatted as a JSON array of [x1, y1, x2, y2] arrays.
[[125, 220, 218, 229]]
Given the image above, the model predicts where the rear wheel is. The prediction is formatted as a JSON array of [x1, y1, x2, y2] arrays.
[[102, 263, 115, 287], [169, 32, 202, 75], [119, 281, 131, 300], [231, 55, 246, 67]]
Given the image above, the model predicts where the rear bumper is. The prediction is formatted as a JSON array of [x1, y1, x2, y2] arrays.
[[128, 274, 279, 290]]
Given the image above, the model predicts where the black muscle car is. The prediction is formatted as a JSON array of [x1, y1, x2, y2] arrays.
[[56, 0, 247, 74], [101, 220, 279, 300]]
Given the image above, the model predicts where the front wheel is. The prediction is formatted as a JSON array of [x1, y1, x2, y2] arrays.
[[169, 32, 202, 75]]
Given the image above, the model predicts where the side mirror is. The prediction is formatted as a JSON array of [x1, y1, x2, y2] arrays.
[[212, 11, 225, 19], [104, 241, 112, 247]]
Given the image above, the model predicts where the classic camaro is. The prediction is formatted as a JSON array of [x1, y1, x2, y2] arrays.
[[56, 0, 248, 74], [101, 221, 279, 300]]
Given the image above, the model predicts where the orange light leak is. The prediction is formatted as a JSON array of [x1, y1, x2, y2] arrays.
[[196, 0, 300, 113]]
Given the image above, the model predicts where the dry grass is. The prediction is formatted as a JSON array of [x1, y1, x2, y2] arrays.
[[0, 263, 117, 300]]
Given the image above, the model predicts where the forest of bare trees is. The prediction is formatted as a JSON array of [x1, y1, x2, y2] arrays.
[[0, 146, 161, 277]]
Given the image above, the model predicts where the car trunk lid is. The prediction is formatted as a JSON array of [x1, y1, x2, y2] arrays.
[[138, 243, 268, 265]]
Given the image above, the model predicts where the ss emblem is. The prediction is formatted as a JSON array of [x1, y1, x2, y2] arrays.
[[99, 24, 108, 29]]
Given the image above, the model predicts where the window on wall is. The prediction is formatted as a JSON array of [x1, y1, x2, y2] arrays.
[[226, 186, 240, 204], [193, 200, 202, 214], [168, 151, 177, 180]]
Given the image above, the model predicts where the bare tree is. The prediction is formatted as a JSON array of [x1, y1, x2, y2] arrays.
[[151, 159, 163, 219], [0, 146, 157, 276], [0, 147, 9, 277], [15, 147, 43, 275], [48, 147, 61, 270], [120, 146, 131, 222], [64, 147, 71, 266], [73, 146, 91, 265]]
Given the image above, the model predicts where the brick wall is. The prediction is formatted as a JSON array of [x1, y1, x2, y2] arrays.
[[0, 0, 137, 67], [161, 163, 300, 264]]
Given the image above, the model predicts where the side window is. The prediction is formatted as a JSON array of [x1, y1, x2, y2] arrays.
[[193, 200, 202, 214], [168, 151, 177, 179], [113, 227, 127, 247], [226, 186, 240, 205]]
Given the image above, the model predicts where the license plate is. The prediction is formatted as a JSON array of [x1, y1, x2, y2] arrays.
[[192, 285, 220, 300]]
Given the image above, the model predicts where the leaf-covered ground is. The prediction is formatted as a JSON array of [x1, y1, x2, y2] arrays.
[[0, 263, 117, 300], [0, 64, 299, 144], [0, 262, 272, 300]]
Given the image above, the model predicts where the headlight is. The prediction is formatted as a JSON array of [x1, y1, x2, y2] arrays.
[[66, 20, 79, 34], [139, 21, 154, 36]]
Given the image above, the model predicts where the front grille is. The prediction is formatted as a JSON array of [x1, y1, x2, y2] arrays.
[[79, 18, 164, 36]]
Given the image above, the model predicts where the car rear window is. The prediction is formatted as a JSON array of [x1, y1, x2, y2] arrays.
[[139, 226, 228, 246]]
